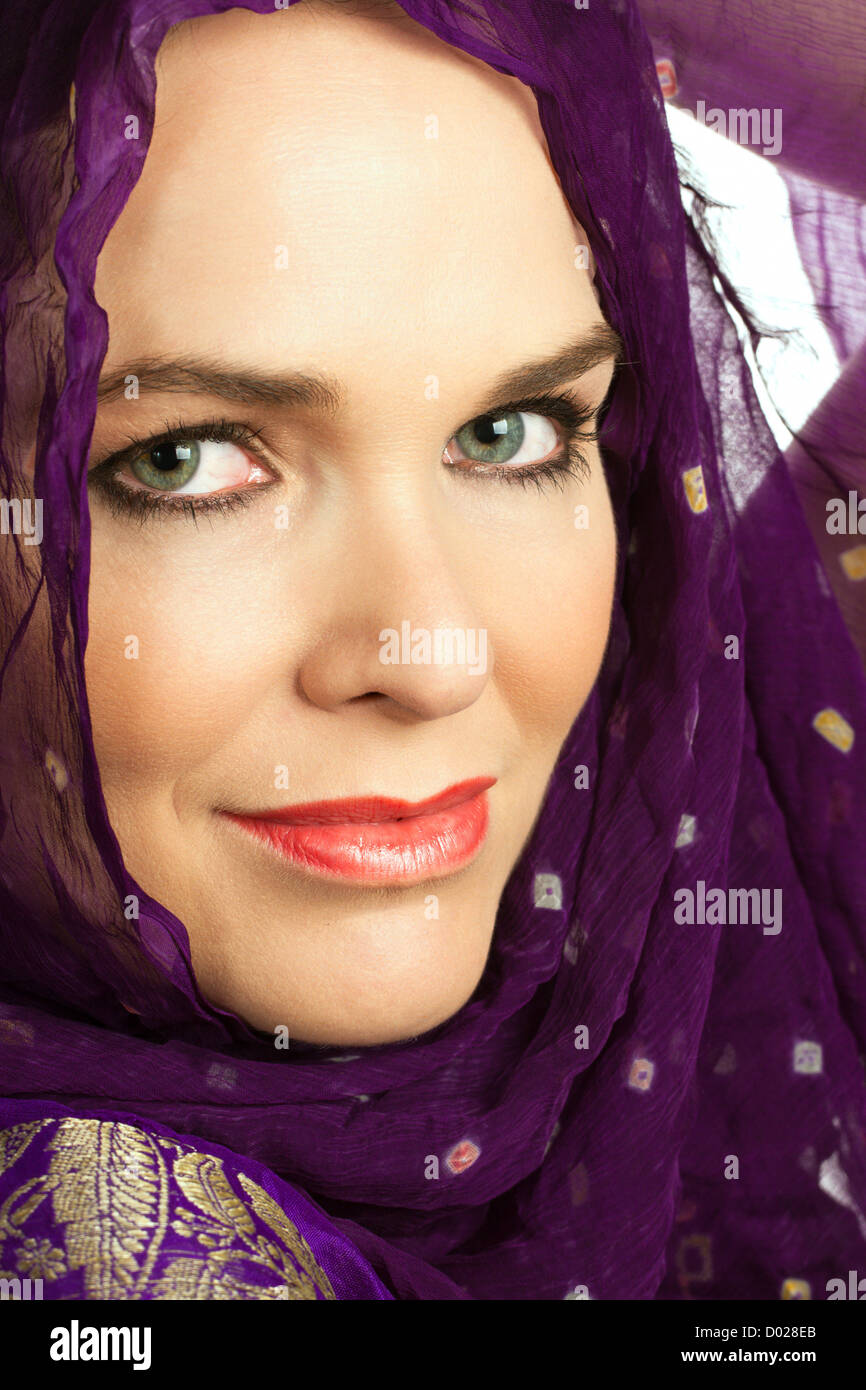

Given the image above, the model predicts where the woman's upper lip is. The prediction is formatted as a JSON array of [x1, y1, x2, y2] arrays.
[[223, 776, 496, 826]]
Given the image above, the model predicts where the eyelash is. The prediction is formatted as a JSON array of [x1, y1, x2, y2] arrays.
[[447, 391, 601, 494], [87, 418, 268, 527], [87, 391, 603, 524]]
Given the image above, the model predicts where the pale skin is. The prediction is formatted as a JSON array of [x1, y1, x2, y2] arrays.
[[85, 0, 620, 1045]]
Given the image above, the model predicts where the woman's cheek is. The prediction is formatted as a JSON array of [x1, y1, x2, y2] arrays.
[[484, 478, 616, 740], [84, 541, 274, 779]]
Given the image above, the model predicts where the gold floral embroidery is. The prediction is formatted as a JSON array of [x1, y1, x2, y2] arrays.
[[0, 1118, 336, 1300], [0, 1119, 51, 1176], [15, 1235, 67, 1281], [0, 1120, 57, 1274], [46, 1119, 171, 1298]]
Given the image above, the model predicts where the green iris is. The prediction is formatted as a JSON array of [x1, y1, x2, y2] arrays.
[[455, 412, 524, 464], [130, 440, 200, 491]]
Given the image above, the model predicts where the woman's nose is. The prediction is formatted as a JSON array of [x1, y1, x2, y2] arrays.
[[294, 495, 493, 721]]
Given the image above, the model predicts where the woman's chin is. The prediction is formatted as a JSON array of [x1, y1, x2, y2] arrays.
[[201, 954, 488, 1047]]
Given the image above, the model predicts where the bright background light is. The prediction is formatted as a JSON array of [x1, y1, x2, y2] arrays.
[[667, 104, 840, 452]]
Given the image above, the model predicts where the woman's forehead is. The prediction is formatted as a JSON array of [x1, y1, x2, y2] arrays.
[[96, 2, 601, 392]]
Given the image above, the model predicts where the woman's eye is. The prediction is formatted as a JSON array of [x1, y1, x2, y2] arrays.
[[446, 411, 560, 468], [120, 439, 265, 496]]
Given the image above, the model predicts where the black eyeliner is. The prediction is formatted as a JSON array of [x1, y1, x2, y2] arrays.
[[447, 387, 602, 489], [87, 388, 604, 522], [86, 417, 275, 525]]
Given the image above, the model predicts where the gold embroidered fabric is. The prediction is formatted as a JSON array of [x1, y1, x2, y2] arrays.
[[0, 1117, 336, 1299]]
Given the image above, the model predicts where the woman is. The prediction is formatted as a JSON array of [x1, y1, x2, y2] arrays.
[[0, 0, 864, 1300]]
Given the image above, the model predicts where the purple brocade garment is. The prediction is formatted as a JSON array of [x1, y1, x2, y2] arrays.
[[0, 1098, 393, 1299], [1, 0, 865, 1301]]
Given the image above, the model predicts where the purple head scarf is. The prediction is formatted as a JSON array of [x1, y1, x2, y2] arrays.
[[1, 0, 866, 1301]]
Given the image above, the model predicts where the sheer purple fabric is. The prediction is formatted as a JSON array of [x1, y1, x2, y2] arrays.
[[1, 0, 865, 1300], [643, 0, 866, 669]]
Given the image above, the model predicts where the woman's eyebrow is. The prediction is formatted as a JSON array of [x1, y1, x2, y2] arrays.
[[95, 322, 624, 415]]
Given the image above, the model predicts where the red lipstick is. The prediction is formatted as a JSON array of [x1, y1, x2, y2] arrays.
[[220, 777, 496, 884]]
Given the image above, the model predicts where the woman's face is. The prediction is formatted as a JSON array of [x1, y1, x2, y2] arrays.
[[85, 1, 619, 1045]]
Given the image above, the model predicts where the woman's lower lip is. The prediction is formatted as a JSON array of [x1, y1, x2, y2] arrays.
[[221, 791, 491, 884]]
